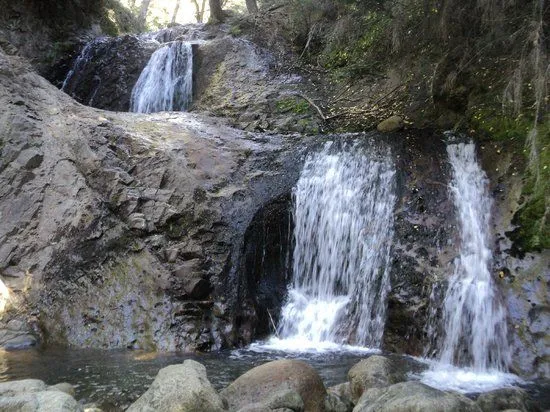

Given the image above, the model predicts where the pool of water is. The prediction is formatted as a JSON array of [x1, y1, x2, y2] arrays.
[[0, 345, 548, 411]]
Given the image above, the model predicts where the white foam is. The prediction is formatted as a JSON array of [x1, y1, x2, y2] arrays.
[[419, 362, 522, 393], [248, 337, 379, 354]]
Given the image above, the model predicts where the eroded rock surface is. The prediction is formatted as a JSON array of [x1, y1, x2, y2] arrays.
[[0, 49, 308, 351]]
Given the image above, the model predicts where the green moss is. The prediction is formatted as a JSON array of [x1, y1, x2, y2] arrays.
[[276, 97, 311, 114], [320, 10, 390, 78], [508, 121, 550, 253], [229, 23, 243, 37], [470, 107, 532, 142]]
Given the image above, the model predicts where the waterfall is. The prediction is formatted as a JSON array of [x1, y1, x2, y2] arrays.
[[422, 141, 515, 392], [62, 38, 107, 94], [130, 41, 193, 113], [440, 142, 510, 370], [270, 142, 396, 350]]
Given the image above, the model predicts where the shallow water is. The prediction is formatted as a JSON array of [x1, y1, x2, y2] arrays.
[[1, 346, 548, 411]]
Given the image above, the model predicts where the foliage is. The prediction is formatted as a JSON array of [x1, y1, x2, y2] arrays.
[[276, 97, 311, 114]]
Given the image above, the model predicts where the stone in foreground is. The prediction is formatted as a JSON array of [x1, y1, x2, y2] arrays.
[[221, 359, 326, 412], [352, 381, 481, 412], [127, 359, 225, 412], [347, 355, 404, 402]]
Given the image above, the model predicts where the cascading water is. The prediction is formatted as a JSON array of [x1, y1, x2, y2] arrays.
[[62, 37, 107, 95], [263, 142, 396, 351], [422, 141, 516, 392], [130, 41, 193, 113]]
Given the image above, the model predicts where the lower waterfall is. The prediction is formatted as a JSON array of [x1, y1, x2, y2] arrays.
[[130, 41, 193, 113], [422, 141, 516, 392], [264, 141, 396, 350]]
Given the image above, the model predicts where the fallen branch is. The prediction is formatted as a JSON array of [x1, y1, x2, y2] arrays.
[[267, 308, 280, 338]]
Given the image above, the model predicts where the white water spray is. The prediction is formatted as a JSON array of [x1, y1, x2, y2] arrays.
[[268, 142, 396, 350], [422, 141, 515, 392], [130, 41, 193, 113]]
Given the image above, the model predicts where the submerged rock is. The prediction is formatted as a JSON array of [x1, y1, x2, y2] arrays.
[[353, 381, 480, 412], [221, 359, 326, 412], [127, 360, 225, 412]]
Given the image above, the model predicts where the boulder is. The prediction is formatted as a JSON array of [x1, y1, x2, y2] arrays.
[[326, 383, 353, 412], [475, 387, 530, 412], [127, 359, 225, 412], [0, 390, 82, 412], [347, 356, 403, 401], [0, 379, 47, 396], [376, 115, 404, 133], [353, 381, 481, 412], [221, 359, 326, 412], [237, 389, 304, 411]]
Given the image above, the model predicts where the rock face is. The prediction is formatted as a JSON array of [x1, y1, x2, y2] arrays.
[[347, 356, 404, 402], [0, 379, 81, 412], [46, 25, 323, 134], [221, 359, 327, 412], [193, 36, 322, 134], [127, 360, 225, 412], [0, 48, 307, 351], [353, 381, 481, 412], [59, 35, 159, 111]]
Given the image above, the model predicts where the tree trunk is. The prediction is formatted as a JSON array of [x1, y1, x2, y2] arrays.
[[245, 0, 258, 14], [171, 0, 181, 23], [190, 0, 207, 23], [138, 0, 151, 29], [208, 0, 224, 23]]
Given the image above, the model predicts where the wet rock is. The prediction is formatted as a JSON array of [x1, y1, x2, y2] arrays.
[[348, 356, 404, 402], [60, 35, 159, 111], [127, 360, 225, 412], [221, 359, 326, 412], [353, 381, 480, 412], [475, 387, 530, 412], [376, 116, 404, 133]]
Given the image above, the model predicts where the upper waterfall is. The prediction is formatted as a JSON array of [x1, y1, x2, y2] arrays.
[[265, 141, 396, 350], [130, 41, 193, 113]]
